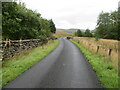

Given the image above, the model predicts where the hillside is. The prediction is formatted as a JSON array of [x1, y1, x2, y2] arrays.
[[57, 28, 85, 33]]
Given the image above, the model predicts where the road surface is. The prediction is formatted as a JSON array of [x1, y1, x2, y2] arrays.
[[4, 38, 102, 88]]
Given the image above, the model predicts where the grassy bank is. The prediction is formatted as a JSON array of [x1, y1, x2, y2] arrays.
[[70, 39, 118, 88], [1, 40, 59, 87]]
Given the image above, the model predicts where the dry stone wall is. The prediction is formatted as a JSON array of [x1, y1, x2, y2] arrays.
[[1, 39, 48, 59]]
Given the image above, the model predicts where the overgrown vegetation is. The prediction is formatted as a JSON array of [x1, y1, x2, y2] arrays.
[[2, 2, 56, 40], [0, 40, 59, 87], [70, 39, 118, 88]]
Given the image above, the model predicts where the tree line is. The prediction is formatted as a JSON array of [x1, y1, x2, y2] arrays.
[[2, 2, 56, 40], [75, 29, 93, 37], [75, 10, 119, 40]]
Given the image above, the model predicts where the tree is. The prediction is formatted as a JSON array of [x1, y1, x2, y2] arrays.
[[75, 29, 83, 37], [49, 19, 56, 33], [2, 2, 56, 40], [84, 29, 93, 37], [95, 11, 118, 40]]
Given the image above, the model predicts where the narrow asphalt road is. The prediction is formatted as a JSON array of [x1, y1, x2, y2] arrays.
[[4, 38, 102, 88]]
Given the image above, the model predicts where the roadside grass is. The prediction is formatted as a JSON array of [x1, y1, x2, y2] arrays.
[[70, 39, 118, 88], [0, 40, 59, 88]]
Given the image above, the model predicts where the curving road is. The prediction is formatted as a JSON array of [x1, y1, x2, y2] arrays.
[[4, 38, 102, 88]]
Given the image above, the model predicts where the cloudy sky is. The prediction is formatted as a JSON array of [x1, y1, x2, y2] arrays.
[[21, 0, 119, 30]]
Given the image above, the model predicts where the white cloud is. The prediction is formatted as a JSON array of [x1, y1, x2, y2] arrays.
[[21, 0, 119, 30]]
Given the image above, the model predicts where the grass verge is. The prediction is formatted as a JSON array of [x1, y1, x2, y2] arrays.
[[70, 39, 118, 88], [0, 40, 59, 88]]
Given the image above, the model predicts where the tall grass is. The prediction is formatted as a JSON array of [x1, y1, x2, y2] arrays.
[[70, 39, 118, 88], [0, 40, 59, 87]]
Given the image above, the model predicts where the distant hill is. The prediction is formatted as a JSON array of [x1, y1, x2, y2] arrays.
[[57, 28, 85, 33]]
